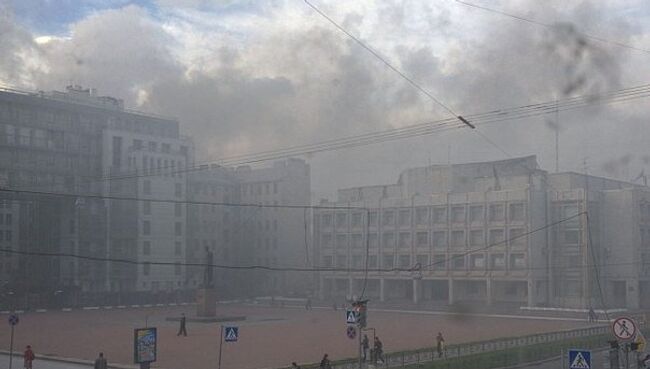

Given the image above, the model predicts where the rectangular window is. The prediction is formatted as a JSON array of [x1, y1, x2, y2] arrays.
[[143, 180, 151, 195], [470, 230, 483, 247], [416, 231, 428, 248], [416, 254, 429, 269], [5, 230, 11, 241], [470, 254, 485, 269], [369, 211, 378, 227], [368, 255, 378, 269], [175, 203, 182, 217], [489, 204, 505, 222], [433, 207, 447, 224], [148, 141, 157, 152], [143, 200, 151, 215], [143, 241, 151, 255], [336, 213, 348, 228], [5, 214, 11, 225], [451, 231, 465, 247], [369, 233, 378, 248], [489, 229, 505, 245], [322, 256, 333, 267], [382, 254, 394, 269], [162, 143, 171, 153], [509, 228, 526, 246], [143, 220, 151, 235], [398, 209, 411, 227], [509, 203, 525, 221], [273, 182, 278, 194], [469, 205, 484, 222], [398, 255, 411, 268], [382, 210, 395, 226], [564, 230, 580, 244], [175, 183, 182, 197], [432, 254, 446, 270], [350, 255, 362, 268], [175, 242, 182, 256], [336, 234, 347, 248], [382, 232, 395, 248], [143, 263, 150, 276], [336, 255, 347, 268], [452, 255, 465, 270], [351, 213, 363, 227], [351, 234, 362, 248], [321, 234, 332, 247], [432, 231, 447, 249], [112, 136, 122, 167], [398, 232, 411, 248], [175, 262, 181, 275], [451, 206, 465, 223], [510, 253, 526, 269], [562, 204, 580, 227], [133, 139, 143, 150], [415, 207, 429, 226], [175, 222, 182, 236], [322, 214, 332, 227], [490, 254, 505, 269]]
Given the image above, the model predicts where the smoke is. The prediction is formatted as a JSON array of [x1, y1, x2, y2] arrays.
[[0, 1, 648, 197]]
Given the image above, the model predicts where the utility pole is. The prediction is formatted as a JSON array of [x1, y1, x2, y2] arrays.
[[555, 100, 559, 173]]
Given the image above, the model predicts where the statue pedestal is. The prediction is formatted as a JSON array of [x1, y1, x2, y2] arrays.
[[196, 288, 217, 317]]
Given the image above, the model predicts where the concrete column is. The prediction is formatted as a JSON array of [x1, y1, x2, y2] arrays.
[[448, 279, 454, 305], [413, 279, 420, 304], [486, 278, 493, 306], [380, 278, 385, 302]]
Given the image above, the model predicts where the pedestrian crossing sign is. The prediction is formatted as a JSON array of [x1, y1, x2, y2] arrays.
[[568, 349, 591, 369], [224, 326, 239, 342], [346, 310, 357, 324]]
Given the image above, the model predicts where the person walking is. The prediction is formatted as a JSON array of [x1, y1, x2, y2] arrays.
[[177, 313, 187, 336], [291, 362, 301, 369], [361, 334, 369, 361], [588, 307, 597, 322], [436, 332, 445, 358], [305, 297, 312, 310], [23, 345, 35, 369], [94, 352, 108, 369], [319, 354, 332, 369], [374, 336, 384, 364]]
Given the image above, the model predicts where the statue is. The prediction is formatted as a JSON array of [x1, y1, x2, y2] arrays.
[[203, 246, 214, 288]]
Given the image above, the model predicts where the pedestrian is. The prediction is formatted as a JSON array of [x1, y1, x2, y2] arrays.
[[362, 334, 369, 361], [94, 352, 108, 369], [320, 354, 332, 369], [374, 336, 384, 364], [436, 332, 445, 358], [587, 307, 597, 322], [641, 353, 650, 369], [24, 345, 35, 369], [305, 297, 312, 310], [177, 312, 187, 336], [291, 362, 301, 369]]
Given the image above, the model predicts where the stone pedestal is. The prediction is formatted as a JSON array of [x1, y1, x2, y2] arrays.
[[196, 288, 217, 317]]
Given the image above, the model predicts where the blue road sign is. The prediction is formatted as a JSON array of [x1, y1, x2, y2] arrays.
[[346, 310, 357, 324], [8, 314, 18, 326], [568, 349, 591, 369], [224, 326, 239, 342]]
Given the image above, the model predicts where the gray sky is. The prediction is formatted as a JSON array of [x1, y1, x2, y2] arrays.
[[1, 0, 650, 200]]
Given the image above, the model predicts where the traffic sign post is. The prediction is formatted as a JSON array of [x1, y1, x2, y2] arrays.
[[612, 317, 637, 341], [218, 326, 239, 369], [7, 314, 19, 369], [568, 349, 591, 369]]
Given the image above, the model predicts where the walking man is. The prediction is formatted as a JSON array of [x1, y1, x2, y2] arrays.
[[319, 354, 332, 369], [362, 334, 369, 361], [177, 313, 187, 336], [94, 352, 108, 369], [436, 332, 445, 358], [24, 345, 35, 369], [374, 336, 384, 364], [305, 297, 312, 310]]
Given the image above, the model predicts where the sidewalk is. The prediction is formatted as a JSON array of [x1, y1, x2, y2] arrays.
[[0, 351, 137, 369]]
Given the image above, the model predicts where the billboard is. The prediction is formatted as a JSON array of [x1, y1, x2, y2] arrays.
[[134, 327, 157, 364]]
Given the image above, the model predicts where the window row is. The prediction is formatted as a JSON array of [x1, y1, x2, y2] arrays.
[[319, 228, 527, 249], [241, 181, 280, 197], [319, 203, 526, 229], [0, 213, 12, 225], [321, 252, 527, 270], [142, 221, 184, 236]]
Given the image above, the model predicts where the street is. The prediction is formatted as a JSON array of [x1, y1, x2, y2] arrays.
[[1, 354, 91, 369]]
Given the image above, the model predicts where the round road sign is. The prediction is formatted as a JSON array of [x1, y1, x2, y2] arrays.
[[612, 316, 637, 341], [346, 325, 357, 340], [8, 314, 19, 326]]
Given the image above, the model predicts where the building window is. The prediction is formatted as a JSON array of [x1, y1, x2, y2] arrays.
[[432, 231, 447, 249], [175, 222, 183, 236], [142, 200, 151, 215], [336, 255, 347, 268], [398, 209, 411, 227], [416, 254, 429, 269], [143, 241, 151, 255], [432, 254, 446, 270], [148, 141, 157, 152], [398, 255, 411, 268], [321, 234, 332, 247], [451, 255, 465, 270], [398, 232, 411, 248], [488, 229, 505, 245], [5, 230, 11, 241], [369, 211, 378, 227], [562, 204, 580, 227], [321, 214, 332, 227], [175, 262, 181, 275], [382, 232, 395, 248], [510, 253, 526, 269], [112, 136, 122, 167], [336, 234, 347, 248], [490, 254, 505, 269], [351, 234, 362, 248], [470, 254, 485, 269], [351, 213, 363, 227], [415, 207, 429, 226], [5, 213, 11, 225], [509, 203, 525, 221], [143, 221, 151, 235], [451, 231, 465, 248], [143, 180, 151, 195], [509, 228, 526, 246], [382, 210, 395, 226], [382, 254, 394, 269], [175, 203, 182, 217], [322, 256, 333, 267], [336, 213, 347, 228], [470, 230, 483, 247], [416, 231, 428, 248], [175, 183, 182, 197], [489, 204, 505, 222], [469, 205, 484, 222], [368, 255, 378, 269], [133, 139, 143, 150], [143, 263, 150, 276], [351, 255, 362, 268], [433, 207, 447, 224], [451, 206, 465, 223], [162, 143, 171, 153], [369, 233, 378, 248], [564, 230, 580, 244], [175, 242, 182, 256]]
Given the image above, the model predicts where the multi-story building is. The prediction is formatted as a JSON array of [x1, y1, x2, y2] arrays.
[[314, 156, 649, 309]]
